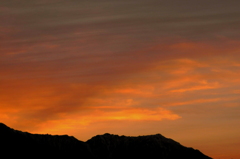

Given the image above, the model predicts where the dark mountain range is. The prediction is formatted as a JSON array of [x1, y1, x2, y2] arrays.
[[0, 123, 212, 159]]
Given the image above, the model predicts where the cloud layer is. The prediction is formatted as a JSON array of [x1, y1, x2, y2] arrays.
[[1, 1, 240, 158]]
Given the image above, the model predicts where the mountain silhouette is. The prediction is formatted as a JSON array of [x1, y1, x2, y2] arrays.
[[0, 123, 212, 159]]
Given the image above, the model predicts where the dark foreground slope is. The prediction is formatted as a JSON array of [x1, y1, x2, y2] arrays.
[[0, 123, 94, 159], [0, 123, 212, 159]]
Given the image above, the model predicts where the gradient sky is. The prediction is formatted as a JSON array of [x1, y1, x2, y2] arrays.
[[1, 0, 240, 158]]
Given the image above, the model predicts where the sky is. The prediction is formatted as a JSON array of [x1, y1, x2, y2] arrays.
[[1, 0, 240, 158]]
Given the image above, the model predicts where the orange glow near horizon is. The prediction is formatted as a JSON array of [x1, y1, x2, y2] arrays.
[[1, 39, 240, 159]]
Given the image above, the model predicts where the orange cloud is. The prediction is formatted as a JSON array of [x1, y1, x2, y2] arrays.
[[162, 98, 223, 107], [29, 106, 181, 136], [170, 82, 220, 93], [90, 107, 181, 121]]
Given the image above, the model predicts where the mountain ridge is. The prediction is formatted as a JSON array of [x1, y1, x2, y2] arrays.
[[0, 123, 212, 159]]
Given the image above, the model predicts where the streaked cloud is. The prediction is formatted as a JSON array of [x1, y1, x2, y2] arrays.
[[1, 1, 240, 158]]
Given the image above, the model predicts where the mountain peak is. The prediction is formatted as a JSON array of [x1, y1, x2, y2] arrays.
[[86, 133, 212, 159]]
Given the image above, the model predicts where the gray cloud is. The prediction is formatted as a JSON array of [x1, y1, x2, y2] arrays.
[[1, 0, 240, 135]]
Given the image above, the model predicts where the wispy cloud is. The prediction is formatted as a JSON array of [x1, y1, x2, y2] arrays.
[[1, 1, 240, 158]]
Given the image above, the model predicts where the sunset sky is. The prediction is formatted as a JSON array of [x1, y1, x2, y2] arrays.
[[1, 0, 240, 158]]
